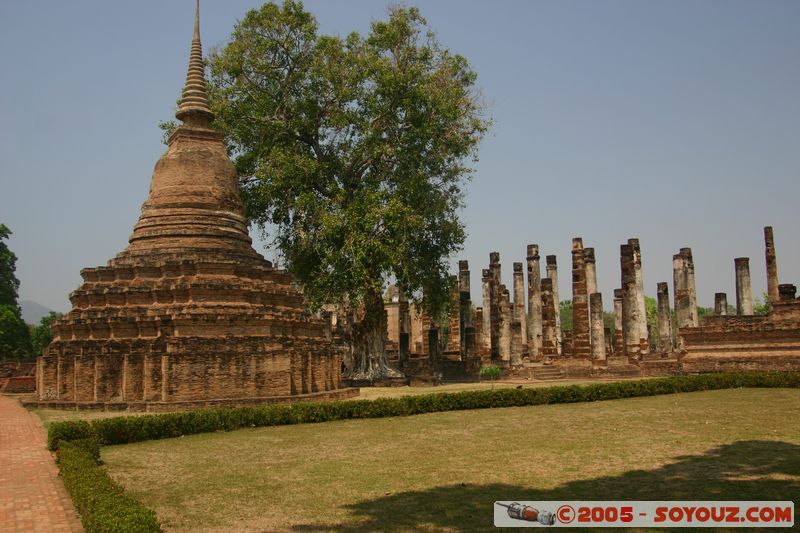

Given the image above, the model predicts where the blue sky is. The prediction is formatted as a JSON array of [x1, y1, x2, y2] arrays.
[[1, 0, 798, 313]]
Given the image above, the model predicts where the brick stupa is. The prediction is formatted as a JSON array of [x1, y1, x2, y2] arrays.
[[36, 3, 347, 408]]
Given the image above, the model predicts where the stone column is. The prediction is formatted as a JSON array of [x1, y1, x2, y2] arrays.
[[714, 293, 728, 316], [489, 252, 502, 360], [510, 321, 523, 366], [629, 238, 649, 353], [584, 248, 598, 295], [620, 244, 640, 357], [673, 248, 699, 328], [473, 308, 484, 354], [464, 326, 476, 360], [481, 269, 491, 356], [545, 255, 562, 355], [540, 278, 558, 358], [765, 226, 779, 303], [526, 245, 542, 359], [512, 262, 527, 348], [447, 277, 460, 353], [458, 260, 472, 360], [779, 284, 797, 301], [613, 288, 623, 354], [571, 238, 591, 358], [427, 328, 439, 362], [685, 248, 699, 326], [656, 282, 673, 353], [498, 285, 512, 362], [735, 257, 753, 315], [589, 292, 606, 362], [398, 288, 410, 367]]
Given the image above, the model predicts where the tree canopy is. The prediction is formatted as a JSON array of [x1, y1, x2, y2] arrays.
[[30, 311, 63, 357], [204, 1, 489, 377], [0, 224, 32, 359], [0, 223, 21, 307]]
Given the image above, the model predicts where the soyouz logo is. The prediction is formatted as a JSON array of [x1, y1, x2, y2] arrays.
[[493, 501, 794, 528]]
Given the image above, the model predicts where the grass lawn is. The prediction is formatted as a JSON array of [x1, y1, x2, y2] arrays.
[[100, 388, 800, 532]]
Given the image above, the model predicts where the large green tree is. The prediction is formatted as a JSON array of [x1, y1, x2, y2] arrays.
[[205, 1, 489, 378], [0, 224, 32, 359]]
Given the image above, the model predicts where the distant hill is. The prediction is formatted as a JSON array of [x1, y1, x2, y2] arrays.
[[20, 300, 56, 324]]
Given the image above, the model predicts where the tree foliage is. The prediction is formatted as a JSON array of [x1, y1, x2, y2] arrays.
[[697, 306, 714, 317], [559, 300, 573, 331], [205, 1, 489, 377], [30, 311, 63, 357], [0, 223, 21, 307], [644, 295, 658, 349], [753, 293, 772, 316], [0, 224, 32, 359]]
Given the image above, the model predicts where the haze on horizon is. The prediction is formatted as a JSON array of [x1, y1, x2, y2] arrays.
[[1, 0, 798, 315]]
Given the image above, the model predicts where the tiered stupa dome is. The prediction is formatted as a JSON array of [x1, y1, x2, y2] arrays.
[[36, 1, 347, 408]]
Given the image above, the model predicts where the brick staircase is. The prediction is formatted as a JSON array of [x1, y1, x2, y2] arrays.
[[532, 365, 566, 380]]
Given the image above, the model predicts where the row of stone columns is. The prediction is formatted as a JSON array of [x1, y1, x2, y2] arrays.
[[443, 226, 781, 366], [477, 248, 564, 364], [476, 240, 609, 364]]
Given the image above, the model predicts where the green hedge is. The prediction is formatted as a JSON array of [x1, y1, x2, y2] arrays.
[[48, 371, 800, 451], [57, 438, 161, 532]]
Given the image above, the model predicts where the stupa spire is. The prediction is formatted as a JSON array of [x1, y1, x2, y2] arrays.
[[175, 0, 214, 124]]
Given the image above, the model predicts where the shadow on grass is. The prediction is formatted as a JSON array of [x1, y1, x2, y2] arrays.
[[291, 440, 799, 532]]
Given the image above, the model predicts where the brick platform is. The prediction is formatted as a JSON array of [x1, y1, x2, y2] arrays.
[[0, 395, 82, 533]]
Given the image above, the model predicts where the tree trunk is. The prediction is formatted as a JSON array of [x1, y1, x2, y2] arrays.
[[344, 288, 403, 380]]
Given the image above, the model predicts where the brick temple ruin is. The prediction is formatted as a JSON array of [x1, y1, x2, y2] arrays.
[[22, 5, 799, 401], [385, 226, 800, 380], [32, 4, 351, 410]]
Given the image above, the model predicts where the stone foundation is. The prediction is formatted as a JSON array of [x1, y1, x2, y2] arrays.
[[25, 387, 359, 412]]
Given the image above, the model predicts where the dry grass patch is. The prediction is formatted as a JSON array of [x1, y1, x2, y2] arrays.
[[30, 407, 164, 429], [355, 375, 654, 400], [101, 388, 800, 532]]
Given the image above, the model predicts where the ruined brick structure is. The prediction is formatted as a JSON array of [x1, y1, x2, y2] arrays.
[[680, 228, 800, 372], [680, 287, 800, 373], [35, 4, 348, 409], [0, 362, 36, 393], [430, 225, 800, 381]]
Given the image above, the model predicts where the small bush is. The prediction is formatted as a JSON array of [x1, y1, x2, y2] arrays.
[[57, 439, 161, 533], [48, 419, 94, 451]]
